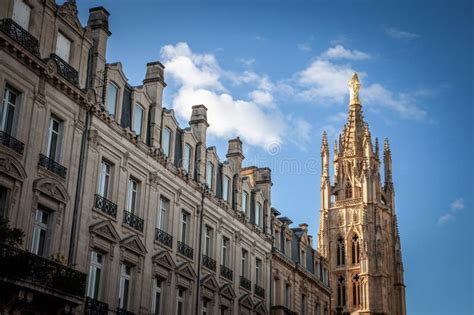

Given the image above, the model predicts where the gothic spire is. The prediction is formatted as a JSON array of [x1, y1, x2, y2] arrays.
[[321, 131, 329, 178], [384, 138, 393, 183]]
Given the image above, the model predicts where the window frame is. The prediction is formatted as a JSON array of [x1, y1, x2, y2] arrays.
[[31, 207, 50, 257], [0, 85, 19, 135], [133, 103, 144, 136], [126, 177, 138, 214], [46, 114, 63, 161], [151, 277, 162, 315], [87, 250, 103, 299], [206, 162, 214, 191], [157, 196, 169, 231], [182, 143, 192, 173], [118, 263, 132, 309], [98, 160, 111, 198], [55, 31, 72, 63], [161, 127, 172, 157], [12, 0, 31, 30], [107, 82, 119, 116]]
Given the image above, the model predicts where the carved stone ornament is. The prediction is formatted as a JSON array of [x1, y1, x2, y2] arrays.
[[45, 59, 57, 78]]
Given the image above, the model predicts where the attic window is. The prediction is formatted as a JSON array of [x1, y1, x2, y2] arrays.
[[55, 32, 71, 62]]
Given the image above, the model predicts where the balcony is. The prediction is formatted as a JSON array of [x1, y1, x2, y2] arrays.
[[155, 228, 173, 248], [0, 130, 24, 154], [85, 297, 108, 315], [220, 265, 233, 281], [50, 53, 79, 86], [177, 241, 193, 259], [0, 243, 87, 297], [116, 308, 134, 315], [254, 283, 265, 298], [94, 194, 117, 218], [240, 276, 251, 291], [0, 18, 40, 57], [123, 210, 144, 232], [38, 154, 67, 178], [271, 306, 298, 315], [202, 254, 216, 271]]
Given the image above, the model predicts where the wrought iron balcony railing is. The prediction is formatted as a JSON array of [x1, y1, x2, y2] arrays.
[[116, 308, 134, 315], [0, 243, 87, 297], [0, 18, 40, 57], [202, 254, 216, 271], [50, 53, 79, 86], [177, 241, 193, 259], [220, 265, 233, 280], [85, 297, 108, 315], [155, 228, 173, 248], [94, 194, 117, 218], [0, 130, 24, 154], [240, 276, 251, 291], [38, 154, 67, 178], [254, 283, 265, 298], [123, 210, 144, 232]]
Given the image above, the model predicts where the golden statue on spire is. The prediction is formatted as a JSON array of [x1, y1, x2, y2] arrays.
[[349, 72, 361, 105]]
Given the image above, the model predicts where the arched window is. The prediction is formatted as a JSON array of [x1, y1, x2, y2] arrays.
[[345, 183, 352, 199], [351, 234, 360, 264], [352, 274, 361, 306], [337, 276, 346, 306], [336, 236, 345, 266]]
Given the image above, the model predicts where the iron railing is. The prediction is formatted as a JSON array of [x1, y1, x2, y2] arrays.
[[50, 53, 79, 86], [220, 265, 233, 280], [0, 18, 40, 57], [177, 241, 193, 259], [116, 308, 134, 315], [202, 255, 216, 271], [85, 297, 108, 315], [0, 130, 24, 154], [0, 243, 87, 297], [94, 194, 117, 218], [240, 276, 251, 291], [254, 283, 265, 298], [155, 228, 173, 248], [38, 154, 67, 178], [123, 210, 144, 232]]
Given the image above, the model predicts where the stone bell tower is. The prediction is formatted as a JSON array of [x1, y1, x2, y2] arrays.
[[317, 73, 406, 315]]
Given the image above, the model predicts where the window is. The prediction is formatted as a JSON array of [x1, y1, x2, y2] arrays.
[[127, 178, 138, 213], [133, 104, 144, 136], [87, 251, 103, 299], [242, 191, 249, 216], [241, 249, 248, 277], [12, 0, 31, 30], [285, 238, 291, 256], [220, 306, 229, 315], [315, 301, 321, 315], [301, 294, 307, 315], [162, 127, 172, 157], [221, 237, 229, 266], [151, 278, 162, 315], [55, 32, 71, 62], [255, 202, 262, 227], [180, 211, 189, 243], [183, 143, 192, 173], [204, 226, 213, 257], [31, 207, 49, 257], [274, 230, 280, 250], [98, 160, 111, 198], [1, 85, 18, 135], [176, 288, 185, 315], [0, 186, 8, 219], [118, 264, 131, 309], [301, 249, 306, 268], [222, 176, 230, 202], [206, 162, 214, 190], [337, 276, 346, 306], [255, 258, 262, 285], [47, 115, 62, 161], [157, 197, 169, 231], [107, 83, 118, 116], [352, 274, 361, 306], [336, 236, 345, 265], [284, 284, 290, 308], [352, 234, 360, 264], [202, 299, 209, 315]]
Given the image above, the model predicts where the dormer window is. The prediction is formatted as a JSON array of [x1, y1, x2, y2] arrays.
[[133, 103, 143, 136], [55, 32, 71, 62], [161, 127, 171, 157], [182, 143, 192, 173], [107, 82, 118, 116], [255, 202, 262, 227], [223, 176, 230, 202], [206, 162, 214, 191], [242, 191, 249, 216], [12, 0, 31, 30]]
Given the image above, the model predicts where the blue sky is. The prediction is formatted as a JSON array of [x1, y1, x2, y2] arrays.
[[77, 1, 473, 313]]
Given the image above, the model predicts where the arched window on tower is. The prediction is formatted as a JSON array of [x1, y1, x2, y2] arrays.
[[336, 236, 345, 266], [351, 234, 360, 264], [345, 183, 352, 199], [352, 274, 361, 307], [337, 276, 346, 306]]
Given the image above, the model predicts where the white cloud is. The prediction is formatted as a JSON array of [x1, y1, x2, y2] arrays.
[[297, 41, 312, 52], [385, 27, 420, 40], [438, 198, 466, 226], [160, 42, 310, 149], [321, 45, 371, 60], [236, 58, 256, 67]]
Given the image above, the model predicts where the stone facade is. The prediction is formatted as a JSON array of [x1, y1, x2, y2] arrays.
[[271, 213, 331, 315], [0, 1, 279, 314], [317, 74, 406, 315]]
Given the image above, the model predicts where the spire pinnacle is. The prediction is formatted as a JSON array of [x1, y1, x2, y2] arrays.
[[349, 72, 361, 105], [321, 131, 329, 155]]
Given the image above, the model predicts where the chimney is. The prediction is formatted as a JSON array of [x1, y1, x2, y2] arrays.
[[144, 61, 166, 148], [87, 7, 111, 93], [299, 223, 308, 231], [189, 105, 209, 184]]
